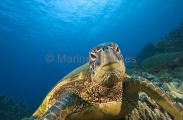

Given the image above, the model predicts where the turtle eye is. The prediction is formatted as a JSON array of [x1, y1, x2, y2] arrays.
[[90, 53, 97, 61], [115, 47, 120, 53]]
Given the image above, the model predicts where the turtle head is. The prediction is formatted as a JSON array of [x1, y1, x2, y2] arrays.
[[89, 42, 129, 87]]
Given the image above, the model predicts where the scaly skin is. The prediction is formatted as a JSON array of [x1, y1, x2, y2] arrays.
[[123, 76, 183, 120], [39, 93, 78, 120]]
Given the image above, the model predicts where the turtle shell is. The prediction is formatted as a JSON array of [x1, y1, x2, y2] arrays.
[[33, 63, 90, 118], [61, 63, 89, 80]]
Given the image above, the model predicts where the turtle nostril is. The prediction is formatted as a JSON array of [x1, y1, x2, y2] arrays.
[[102, 47, 105, 51], [102, 46, 109, 51]]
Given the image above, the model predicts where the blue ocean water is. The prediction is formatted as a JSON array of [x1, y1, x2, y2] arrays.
[[0, 0, 183, 114]]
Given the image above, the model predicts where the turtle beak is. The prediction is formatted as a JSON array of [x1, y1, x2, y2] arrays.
[[101, 62, 120, 71]]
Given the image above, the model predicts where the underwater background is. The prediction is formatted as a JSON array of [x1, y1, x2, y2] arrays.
[[1, 0, 183, 119]]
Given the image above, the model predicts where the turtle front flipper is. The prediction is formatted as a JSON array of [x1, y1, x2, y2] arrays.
[[124, 76, 183, 120], [39, 93, 78, 120]]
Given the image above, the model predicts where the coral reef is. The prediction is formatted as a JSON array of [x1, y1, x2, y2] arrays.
[[125, 93, 173, 120], [129, 67, 183, 90], [127, 66, 183, 120], [140, 52, 183, 72], [136, 43, 162, 63], [155, 22, 183, 52], [162, 82, 180, 93], [21, 117, 38, 120], [125, 23, 183, 120], [135, 22, 183, 72], [0, 95, 29, 120]]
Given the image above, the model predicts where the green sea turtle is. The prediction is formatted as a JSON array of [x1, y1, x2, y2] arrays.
[[33, 42, 183, 120], [141, 52, 183, 71]]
